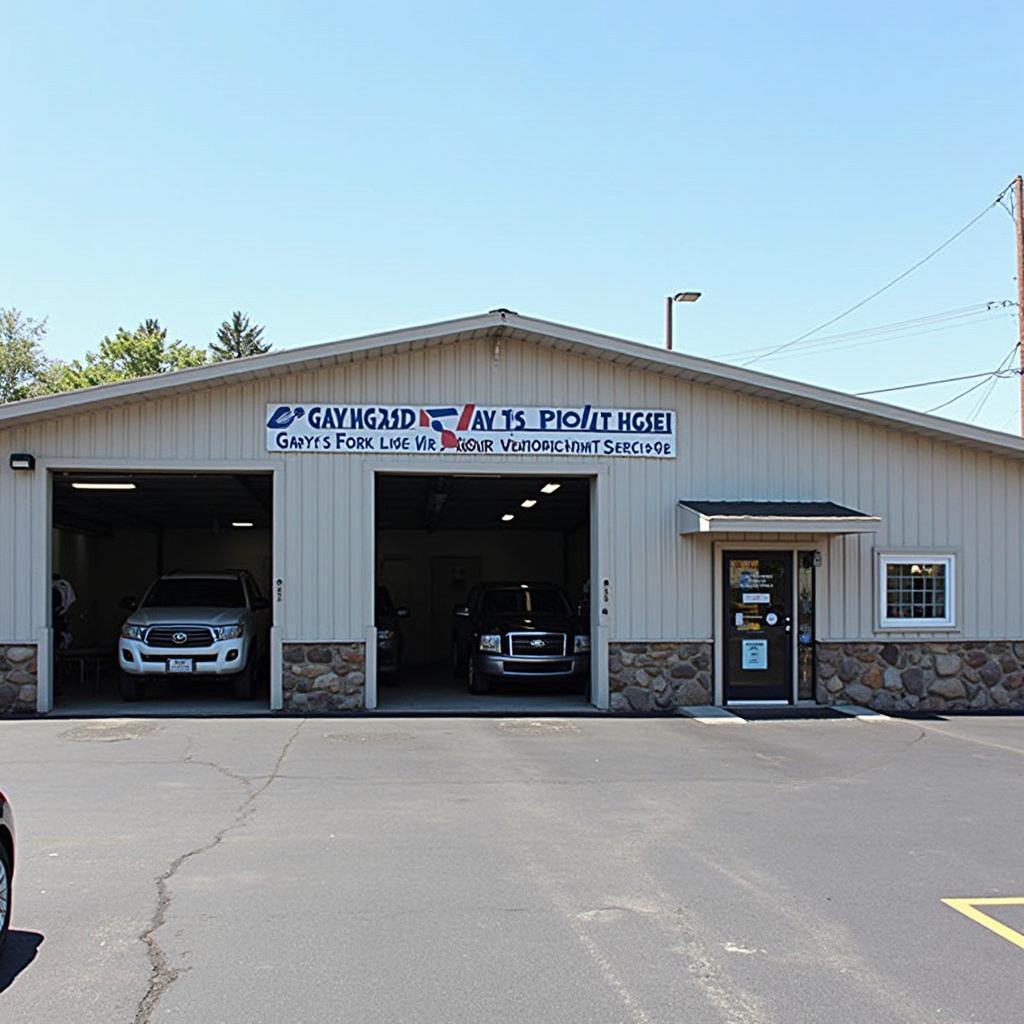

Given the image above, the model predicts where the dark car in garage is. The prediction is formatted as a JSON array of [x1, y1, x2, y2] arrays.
[[452, 582, 590, 694], [376, 585, 409, 676]]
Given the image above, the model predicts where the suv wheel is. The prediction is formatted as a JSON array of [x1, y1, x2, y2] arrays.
[[0, 840, 11, 951], [232, 661, 254, 701], [119, 672, 145, 702], [467, 659, 490, 695]]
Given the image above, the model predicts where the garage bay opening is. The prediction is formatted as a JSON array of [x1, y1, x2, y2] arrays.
[[50, 472, 273, 714], [374, 474, 593, 711]]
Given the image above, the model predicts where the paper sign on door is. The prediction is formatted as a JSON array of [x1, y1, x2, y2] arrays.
[[741, 639, 768, 671]]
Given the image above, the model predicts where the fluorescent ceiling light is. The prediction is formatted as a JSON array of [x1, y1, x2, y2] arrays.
[[71, 482, 136, 491], [231, 521, 254, 528], [540, 483, 561, 494], [501, 514, 515, 522], [521, 499, 537, 508]]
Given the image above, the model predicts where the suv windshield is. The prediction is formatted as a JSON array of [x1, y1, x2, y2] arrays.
[[143, 578, 246, 609], [481, 587, 570, 617]]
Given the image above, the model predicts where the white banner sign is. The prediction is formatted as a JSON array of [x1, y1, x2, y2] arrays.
[[266, 403, 676, 457]]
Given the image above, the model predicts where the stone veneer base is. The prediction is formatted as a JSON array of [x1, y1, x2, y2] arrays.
[[816, 641, 1024, 712], [609, 642, 713, 712], [0, 644, 38, 714], [282, 642, 366, 712]]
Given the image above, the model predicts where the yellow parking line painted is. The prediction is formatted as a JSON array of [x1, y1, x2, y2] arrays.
[[942, 898, 1024, 952]]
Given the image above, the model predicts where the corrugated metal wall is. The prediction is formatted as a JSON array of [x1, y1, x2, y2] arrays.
[[2, 333, 1023, 644]]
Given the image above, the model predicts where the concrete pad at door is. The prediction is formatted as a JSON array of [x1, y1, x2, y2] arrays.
[[676, 705, 745, 724], [834, 704, 891, 721]]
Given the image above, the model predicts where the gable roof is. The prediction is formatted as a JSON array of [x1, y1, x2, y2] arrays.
[[1, 308, 1023, 459]]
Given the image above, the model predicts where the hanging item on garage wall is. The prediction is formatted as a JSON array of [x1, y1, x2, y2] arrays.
[[265, 403, 676, 458]]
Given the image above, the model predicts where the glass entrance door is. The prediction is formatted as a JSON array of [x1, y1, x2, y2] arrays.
[[723, 551, 793, 703]]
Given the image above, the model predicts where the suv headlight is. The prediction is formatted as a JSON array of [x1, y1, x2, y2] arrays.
[[213, 624, 244, 640], [479, 634, 502, 653], [574, 635, 591, 653], [121, 624, 146, 641]]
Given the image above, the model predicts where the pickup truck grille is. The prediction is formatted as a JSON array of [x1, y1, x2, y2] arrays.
[[145, 626, 215, 648], [509, 633, 566, 656]]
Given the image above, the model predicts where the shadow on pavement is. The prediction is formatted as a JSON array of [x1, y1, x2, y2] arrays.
[[0, 931, 45, 994]]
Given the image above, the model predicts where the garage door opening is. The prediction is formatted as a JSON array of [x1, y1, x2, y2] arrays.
[[49, 471, 273, 715], [373, 473, 594, 712]]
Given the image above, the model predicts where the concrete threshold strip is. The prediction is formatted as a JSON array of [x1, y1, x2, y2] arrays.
[[676, 704, 892, 724]]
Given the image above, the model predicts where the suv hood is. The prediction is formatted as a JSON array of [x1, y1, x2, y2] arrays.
[[126, 607, 247, 628], [479, 612, 581, 634]]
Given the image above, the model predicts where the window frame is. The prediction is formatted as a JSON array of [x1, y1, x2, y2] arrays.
[[876, 552, 956, 630]]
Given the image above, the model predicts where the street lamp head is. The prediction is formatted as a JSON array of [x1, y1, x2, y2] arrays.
[[673, 292, 701, 303]]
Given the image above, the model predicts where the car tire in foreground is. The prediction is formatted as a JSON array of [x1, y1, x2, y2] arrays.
[[0, 840, 11, 952], [119, 672, 146, 702]]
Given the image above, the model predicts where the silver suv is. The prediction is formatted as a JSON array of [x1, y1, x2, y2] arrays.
[[118, 571, 271, 701]]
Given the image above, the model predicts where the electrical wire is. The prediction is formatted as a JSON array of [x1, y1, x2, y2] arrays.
[[924, 343, 1020, 414], [720, 301, 1014, 362], [743, 181, 1018, 368]]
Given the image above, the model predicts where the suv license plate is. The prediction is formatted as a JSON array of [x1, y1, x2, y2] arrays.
[[168, 658, 194, 674]]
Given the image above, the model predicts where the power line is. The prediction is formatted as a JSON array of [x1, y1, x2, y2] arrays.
[[721, 301, 1014, 362], [743, 181, 1018, 368], [924, 343, 1021, 414], [855, 365, 1016, 397]]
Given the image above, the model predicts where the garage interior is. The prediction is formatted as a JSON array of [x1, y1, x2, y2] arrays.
[[50, 472, 273, 714], [374, 473, 594, 711]]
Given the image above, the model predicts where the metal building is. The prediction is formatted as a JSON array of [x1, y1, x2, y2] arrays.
[[2, 310, 1023, 716]]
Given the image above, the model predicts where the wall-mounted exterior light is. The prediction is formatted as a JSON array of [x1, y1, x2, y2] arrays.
[[9, 453, 35, 471]]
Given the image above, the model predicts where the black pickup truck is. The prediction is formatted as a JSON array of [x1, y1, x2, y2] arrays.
[[451, 582, 590, 694]]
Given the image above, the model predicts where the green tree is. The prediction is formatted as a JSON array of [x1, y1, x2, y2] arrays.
[[211, 311, 270, 361], [41, 319, 208, 391], [0, 308, 49, 403]]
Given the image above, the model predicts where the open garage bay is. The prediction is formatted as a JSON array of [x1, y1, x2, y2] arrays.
[[374, 474, 594, 712], [50, 472, 273, 714]]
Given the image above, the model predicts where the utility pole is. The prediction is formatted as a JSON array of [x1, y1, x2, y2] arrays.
[[1015, 174, 1024, 435]]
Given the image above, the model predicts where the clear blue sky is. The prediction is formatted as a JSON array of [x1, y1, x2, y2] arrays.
[[3, 1, 1022, 430]]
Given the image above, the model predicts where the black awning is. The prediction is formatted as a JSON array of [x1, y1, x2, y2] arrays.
[[677, 500, 881, 535]]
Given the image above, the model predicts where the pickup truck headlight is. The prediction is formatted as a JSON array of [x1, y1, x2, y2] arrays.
[[213, 624, 244, 640], [574, 635, 591, 653], [121, 624, 146, 641], [479, 634, 502, 653]]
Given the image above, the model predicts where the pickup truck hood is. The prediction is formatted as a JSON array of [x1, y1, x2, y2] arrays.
[[126, 607, 247, 628]]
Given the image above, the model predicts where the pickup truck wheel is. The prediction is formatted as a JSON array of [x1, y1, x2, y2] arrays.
[[232, 662, 254, 701], [467, 659, 490, 695], [119, 672, 145, 702], [452, 640, 467, 679], [0, 841, 11, 951]]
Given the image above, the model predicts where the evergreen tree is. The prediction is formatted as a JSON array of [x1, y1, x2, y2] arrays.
[[211, 311, 270, 361]]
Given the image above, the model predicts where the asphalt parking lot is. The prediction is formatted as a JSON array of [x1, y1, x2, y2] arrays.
[[1, 711, 1022, 1024]]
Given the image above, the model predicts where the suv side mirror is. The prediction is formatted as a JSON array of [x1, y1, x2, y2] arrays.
[[251, 597, 271, 611], [396, 607, 410, 618], [120, 595, 138, 612], [454, 605, 470, 618]]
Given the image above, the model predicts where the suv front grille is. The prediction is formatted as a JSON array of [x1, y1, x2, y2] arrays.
[[509, 633, 566, 656], [145, 626, 215, 648]]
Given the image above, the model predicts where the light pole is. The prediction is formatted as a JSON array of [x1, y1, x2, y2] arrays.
[[665, 292, 701, 350]]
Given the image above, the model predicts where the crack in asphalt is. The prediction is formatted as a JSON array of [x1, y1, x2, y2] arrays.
[[133, 721, 304, 1024]]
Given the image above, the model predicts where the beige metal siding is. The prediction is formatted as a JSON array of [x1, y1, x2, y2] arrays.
[[2, 334, 1024, 644]]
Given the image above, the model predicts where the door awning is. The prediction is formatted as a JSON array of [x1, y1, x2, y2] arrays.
[[678, 500, 881, 535]]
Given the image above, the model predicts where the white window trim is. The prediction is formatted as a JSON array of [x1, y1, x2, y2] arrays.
[[877, 553, 956, 630]]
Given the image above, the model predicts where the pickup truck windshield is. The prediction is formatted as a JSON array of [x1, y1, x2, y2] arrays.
[[143, 579, 246, 609], [481, 588, 571, 616]]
